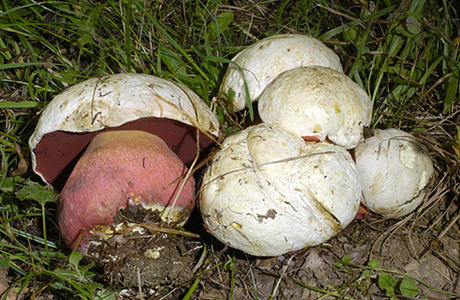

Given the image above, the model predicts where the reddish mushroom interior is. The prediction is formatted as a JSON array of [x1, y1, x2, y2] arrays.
[[33, 117, 217, 190]]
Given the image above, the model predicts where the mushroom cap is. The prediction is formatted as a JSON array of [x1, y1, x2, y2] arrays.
[[199, 123, 361, 256], [354, 128, 434, 218], [219, 34, 343, 111], [29, 73, 222, 189], [258, 66, 372, 149]]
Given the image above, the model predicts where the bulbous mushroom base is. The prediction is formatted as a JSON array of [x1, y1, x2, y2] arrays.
[[58, 130, 196, 253]]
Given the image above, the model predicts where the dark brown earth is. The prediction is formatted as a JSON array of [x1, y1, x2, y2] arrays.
[[84, 205, 202, 299]]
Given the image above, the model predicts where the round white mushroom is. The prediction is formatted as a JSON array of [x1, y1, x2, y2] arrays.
[[199, 123, 362, 256], [219, 34, 343, 111], [354, 128, 434, 218], [258, 66, 372, 149]]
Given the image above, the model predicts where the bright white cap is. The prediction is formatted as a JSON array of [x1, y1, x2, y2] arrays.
[[355, 128, 434, 218], [258, 66, 372, 149], [200, 123, 361, 256], [219, 34, 343, 111]]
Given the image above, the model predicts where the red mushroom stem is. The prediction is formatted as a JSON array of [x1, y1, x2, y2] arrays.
[[58, 130, 196, 252]]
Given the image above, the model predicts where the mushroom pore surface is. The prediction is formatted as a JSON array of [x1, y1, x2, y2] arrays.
[[58, 130, 195, 253], [29, 73, 222, 190]]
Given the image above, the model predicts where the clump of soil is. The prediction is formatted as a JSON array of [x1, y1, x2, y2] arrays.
[[84, 205, 202, 296]]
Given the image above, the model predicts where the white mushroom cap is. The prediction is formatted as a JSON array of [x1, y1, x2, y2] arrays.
[[199, 123, 361, 256], [258, 66, 372, 149], [29, 73, 222, 189], [355, 128, 434, 218], [219, 34, 343, 111]]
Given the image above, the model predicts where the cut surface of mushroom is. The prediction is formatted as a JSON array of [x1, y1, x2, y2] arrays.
[[199, 123, 361, 256], [258, 66, 372, 149], [354, 128, 434, 218], [219, 34, 344, 111]]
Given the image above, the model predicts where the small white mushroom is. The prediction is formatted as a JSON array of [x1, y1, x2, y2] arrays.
[[199, 123, 362, 256], [219, 34, 343, 111], [354, 128, 434, 218], [258, 66, 372, 149]]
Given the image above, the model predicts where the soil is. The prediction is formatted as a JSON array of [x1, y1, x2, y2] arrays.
[[84, 205, 203, 299], [190, 209, 460, 300]]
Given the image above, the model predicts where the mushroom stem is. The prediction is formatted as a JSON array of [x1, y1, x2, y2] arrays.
[[58, 130, 196, 252]]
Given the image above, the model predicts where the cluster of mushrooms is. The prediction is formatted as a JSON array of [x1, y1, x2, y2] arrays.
[[29, 34, 434, 258]]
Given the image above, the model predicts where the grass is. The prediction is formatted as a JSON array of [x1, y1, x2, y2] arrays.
[[0, 0, 459, 299]]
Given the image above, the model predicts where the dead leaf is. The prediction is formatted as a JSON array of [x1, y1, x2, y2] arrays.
[[9, 141, 29, 176], [0, 263, 17, 300]]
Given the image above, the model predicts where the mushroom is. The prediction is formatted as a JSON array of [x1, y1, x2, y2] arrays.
[[219, 34, 343, 111], [258, 66, 372, 149], [354, 128, 434, 218], [29, 73, 222, 252], [199, 123, 361, 256]]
